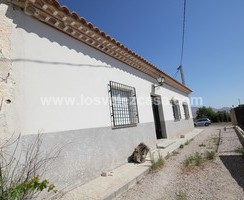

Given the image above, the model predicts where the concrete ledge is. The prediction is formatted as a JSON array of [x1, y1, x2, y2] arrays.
[[59, 161, 151, 200], [151, 128, 203, 159], [234, 126, 244, 147], [58, 128, 203, 200], [156, 139, 176, 149]]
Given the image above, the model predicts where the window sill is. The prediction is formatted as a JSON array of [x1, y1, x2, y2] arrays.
[[112, 124, 138, 129]]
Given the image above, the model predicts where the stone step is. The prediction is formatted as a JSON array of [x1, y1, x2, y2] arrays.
[[156, 139, 176, 149]]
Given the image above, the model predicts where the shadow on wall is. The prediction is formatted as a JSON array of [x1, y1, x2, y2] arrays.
[[219, 155, 244, 189], [3, 4, 158, 191], [5, 4, 156, 84]]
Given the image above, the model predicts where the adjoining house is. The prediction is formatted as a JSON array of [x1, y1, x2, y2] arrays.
[[231, 105, 244, 128], [231, 105, 244, 147], [0, 0, 194, 191]]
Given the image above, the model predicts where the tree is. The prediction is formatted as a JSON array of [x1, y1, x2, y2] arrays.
[[196, 106, 217, 122], [196, 107, 231, 123]]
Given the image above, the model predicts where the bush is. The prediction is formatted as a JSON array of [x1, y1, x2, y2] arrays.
[[150, 151, 165, 171], [183, 155, 194, 167], [206, 151, 216, 160], [0, 134, 59, 199], [179, 144, 184, 149], [183, 152, 204, 168], [194, 152, 204, 166], [1, 176, 57, 200]]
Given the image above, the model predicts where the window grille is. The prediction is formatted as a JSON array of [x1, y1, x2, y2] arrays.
[[108, 81, 139, 128], [183, 103, 190, 119], [171, 99, 181, 121]]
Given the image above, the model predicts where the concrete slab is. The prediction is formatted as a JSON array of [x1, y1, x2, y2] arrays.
[[59, 161, 151, 200], [156, 139, 176, 149], [151, 128, 203, 159], [58, 128, 203, 200]]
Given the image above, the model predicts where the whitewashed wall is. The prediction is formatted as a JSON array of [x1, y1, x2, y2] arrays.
[[7, 8, 158, 135], [6, 7, 193, 136], [155, 85, 193, 120], [1, 4, 194, 189]]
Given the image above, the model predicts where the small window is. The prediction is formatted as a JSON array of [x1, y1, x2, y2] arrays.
[[183, 103, 190, 119], [171, 100, 181, 121], [109, 81, 139, 128]]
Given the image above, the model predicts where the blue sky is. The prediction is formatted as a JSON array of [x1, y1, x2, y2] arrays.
[[59, 0, 244, 108]]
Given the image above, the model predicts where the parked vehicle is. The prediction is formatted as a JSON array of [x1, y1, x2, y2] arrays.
[[194, 118, 211, 127]]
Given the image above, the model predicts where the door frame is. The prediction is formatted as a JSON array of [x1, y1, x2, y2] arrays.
[[151, 94, 167, 139]]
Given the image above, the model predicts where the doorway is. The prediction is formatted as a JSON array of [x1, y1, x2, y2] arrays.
[[151, 95, 167, 139]]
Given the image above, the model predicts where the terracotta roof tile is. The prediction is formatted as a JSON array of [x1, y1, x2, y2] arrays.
[[12, 0, 192, 94]]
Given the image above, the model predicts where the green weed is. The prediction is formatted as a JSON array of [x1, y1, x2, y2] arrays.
[[235, 147, 244, 155], [150, 151, 165, 171], [206, 151, 216, 160], [175, 191, 187, 200]]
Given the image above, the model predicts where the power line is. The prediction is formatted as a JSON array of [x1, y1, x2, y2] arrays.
[[180, 0, 187, 65], [171, 0, 187, 84], [173, 68, 180, 79]]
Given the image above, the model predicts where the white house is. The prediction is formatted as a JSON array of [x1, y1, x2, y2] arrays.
[[0, 0, 194, 191]]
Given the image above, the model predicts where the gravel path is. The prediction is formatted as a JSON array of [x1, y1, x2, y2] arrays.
[[117, 125, 244, 200]]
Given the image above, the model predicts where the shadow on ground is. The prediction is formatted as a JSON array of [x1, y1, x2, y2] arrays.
[[219, 155, 244, 189]]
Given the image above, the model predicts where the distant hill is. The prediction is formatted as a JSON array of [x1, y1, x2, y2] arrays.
[[191, 107, 231, 118]]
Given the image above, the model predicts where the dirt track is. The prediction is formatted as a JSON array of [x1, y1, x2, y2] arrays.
[[117, 125, 244, 200]]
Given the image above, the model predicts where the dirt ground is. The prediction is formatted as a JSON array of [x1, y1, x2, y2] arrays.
[[117, 124, 244, 200]]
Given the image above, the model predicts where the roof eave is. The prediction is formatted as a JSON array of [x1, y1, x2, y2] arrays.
[[10, 0, 192, 95]]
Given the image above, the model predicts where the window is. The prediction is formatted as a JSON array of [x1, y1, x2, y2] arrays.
[[183, 103, 190, 119], [171, 100, 181, 121], [109, 81, 139, 128]]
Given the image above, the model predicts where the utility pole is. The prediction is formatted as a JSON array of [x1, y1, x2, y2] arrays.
[[238, 98, 241, 106], [178, 0, 187, 86], [178, 65, 186, 85]]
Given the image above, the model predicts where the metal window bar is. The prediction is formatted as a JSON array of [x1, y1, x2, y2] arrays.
[[171, 100, 181, 121], [177, 104, 182, 119], [109, 81, 139, 128], [183, 103, 190, 119]]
